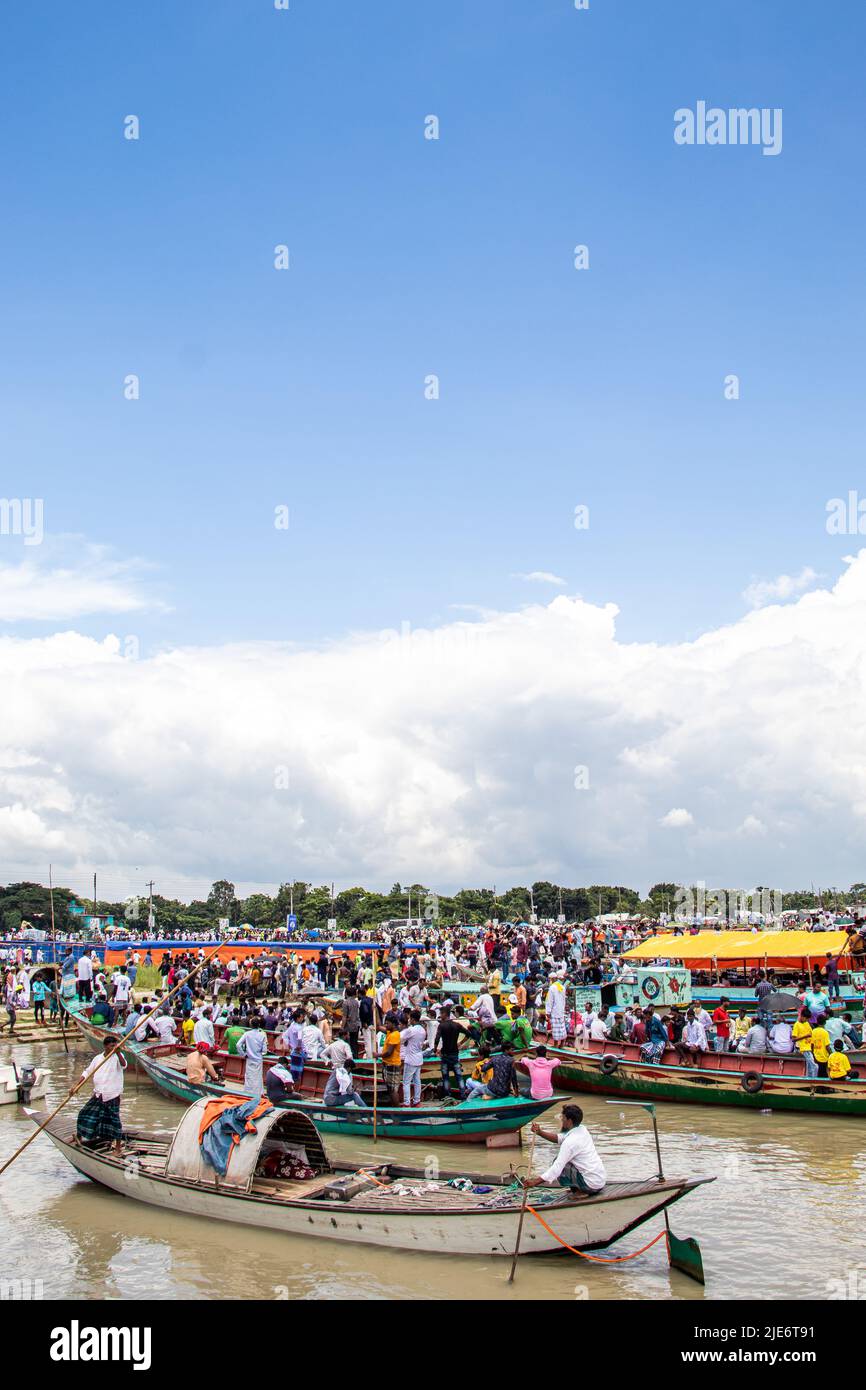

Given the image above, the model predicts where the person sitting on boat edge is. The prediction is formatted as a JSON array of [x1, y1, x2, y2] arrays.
[[76, 1035, 127, 1156], [673, 1008, 708, 1064], [639, 1005, 669, 1063], [516, 1045, 559, 1100], [186, 1043, 220, 1086], [265, 1061, 296, 1104], [828, 1039, 854, 1082], [524, 1105, 606, 1198], [737, 1019, 768, 1054], [323, 1059, 367, 1108], [468, 1043, 520, 1101]]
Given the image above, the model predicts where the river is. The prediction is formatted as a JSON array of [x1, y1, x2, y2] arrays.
[[0, 1036, 862, 1301]]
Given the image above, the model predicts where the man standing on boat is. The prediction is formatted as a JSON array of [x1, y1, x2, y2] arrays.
[[524, 1105, 606, 1197], [76, 1035, 127, 1155], [237, 1017, 268, 1097]]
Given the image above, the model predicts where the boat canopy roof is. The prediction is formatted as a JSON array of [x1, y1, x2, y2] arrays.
[[622, 929, 854, 968], [165, 1098, 329, 1191]]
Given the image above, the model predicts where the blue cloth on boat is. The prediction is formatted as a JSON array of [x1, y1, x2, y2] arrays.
[[199, 1098, 272, 1176]]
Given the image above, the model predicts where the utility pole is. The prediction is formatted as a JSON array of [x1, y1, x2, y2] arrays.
[[93, 872, 97, 918], [146, 880, 154, 933]]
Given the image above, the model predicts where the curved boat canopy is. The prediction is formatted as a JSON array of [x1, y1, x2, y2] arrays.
[[623, 929, 854, 968], [165, 1098, 329, 1191]]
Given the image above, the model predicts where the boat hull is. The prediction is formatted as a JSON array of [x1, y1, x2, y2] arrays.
[[42, 1127, 702, 1257], [547, 1049, 866, 1116]]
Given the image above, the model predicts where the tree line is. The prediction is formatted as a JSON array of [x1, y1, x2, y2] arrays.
[[0, 878, 863, 937]]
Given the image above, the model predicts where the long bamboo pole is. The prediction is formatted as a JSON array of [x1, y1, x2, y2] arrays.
[[508, 1127, 538, 1283], [0, 940, 224, 1181]]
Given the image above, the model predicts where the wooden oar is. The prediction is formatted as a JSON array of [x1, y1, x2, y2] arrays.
[[507, 1126, 538, 1283], [0, 940, 225, 1182], [607, 1100, 705, 1284]]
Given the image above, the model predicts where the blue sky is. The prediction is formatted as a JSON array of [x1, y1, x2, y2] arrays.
[[2, 0, 864, 651]]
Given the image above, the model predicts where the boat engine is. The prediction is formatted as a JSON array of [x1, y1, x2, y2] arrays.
[[16, 1064, 37, 1103]]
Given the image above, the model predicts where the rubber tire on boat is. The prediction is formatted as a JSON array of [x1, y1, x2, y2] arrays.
[[600, 1054, 620, 1075], [741, 1071, 763, 1094]]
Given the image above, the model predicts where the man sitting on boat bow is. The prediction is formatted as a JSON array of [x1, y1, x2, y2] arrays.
[[522, 1105, 607, 1198]]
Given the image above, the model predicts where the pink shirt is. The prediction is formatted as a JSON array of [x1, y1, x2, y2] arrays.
[[521, 1056, 559, 1099]]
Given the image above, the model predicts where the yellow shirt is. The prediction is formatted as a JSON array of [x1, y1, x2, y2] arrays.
[[811, 1027, 831, 1063], [182, 1018, 195, 1043], [792, 1020, 813, 1053], [383, 1030, 401, 1066], [828, 1051, 851, 1081], [469, 1058, 493, 1083], [734, 1015, 752, 1038]]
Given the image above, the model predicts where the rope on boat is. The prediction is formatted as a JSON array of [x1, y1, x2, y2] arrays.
[[355, 1168, 389, 1187], [525, 1203, 669, 1263]]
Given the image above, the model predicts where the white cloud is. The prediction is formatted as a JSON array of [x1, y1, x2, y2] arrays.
[[660, 807, 693, 828], [742, 566, 820, 610], [4, 554, 866, 896], [512, 571, 567, 587], [739, 814, 767, 836], [0, 540, 165, 622]]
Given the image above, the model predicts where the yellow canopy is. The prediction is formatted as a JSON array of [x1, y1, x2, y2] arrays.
[[623, 930, 853, 968]]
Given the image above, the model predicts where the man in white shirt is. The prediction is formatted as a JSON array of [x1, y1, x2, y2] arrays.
[[146, 1012, 177, 1044], [111, 968, 131, 1006], [77, 1036, 128, 1154], [193, 1006, 215, 1049], [76, 952, 94, 1001], [588, 1008, 611, 1042], [469, 991, 497, 1031], [524, 1105, 607, 1196]]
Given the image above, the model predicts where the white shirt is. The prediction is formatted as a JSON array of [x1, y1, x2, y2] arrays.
[[193, 1016, 215, 1046], [112, 972, 131, 1002], [76, 956, 93, 981], [589, 1016, 610, 1041], [82, 1052, 126, 1102], [148, 1014, 177, 1043], [471, 992, 496, 1025], [540, 1124, 606, 1191]]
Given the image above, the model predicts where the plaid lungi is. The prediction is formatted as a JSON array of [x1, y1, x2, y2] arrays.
[[77, 1094, 123, 1146], [550, 1015, 567, 1041], [383, 1065, 402, 1090], [639, 1041, 665, 1064]]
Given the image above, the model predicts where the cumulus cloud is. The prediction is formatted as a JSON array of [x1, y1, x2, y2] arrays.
[[0, 539, 165, 622], [660, 808, 693, 829], [512, 571, 567, 587], [742, 566, 820, 610], [3, 554, 866, 896]]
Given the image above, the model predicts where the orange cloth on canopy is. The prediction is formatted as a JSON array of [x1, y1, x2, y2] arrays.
[[198, 1093, 272, 1144]]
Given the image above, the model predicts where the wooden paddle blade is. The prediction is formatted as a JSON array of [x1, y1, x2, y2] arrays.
[[667, 1229, 705, 1285]]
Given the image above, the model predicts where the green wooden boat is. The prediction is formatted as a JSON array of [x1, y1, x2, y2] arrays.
[[546, 1046, 866, 1117], [134, 1042, 557, 1141]]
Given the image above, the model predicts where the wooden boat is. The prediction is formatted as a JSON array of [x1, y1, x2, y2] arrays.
[[537, 1030, 866, 1073], [545, 1046, 866, 1116], [34, 1097, 711, 1257], [134, 1042, 556, 1142]]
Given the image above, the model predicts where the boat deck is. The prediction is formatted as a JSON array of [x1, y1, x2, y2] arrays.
[[50, 1113, 693, 1214]]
